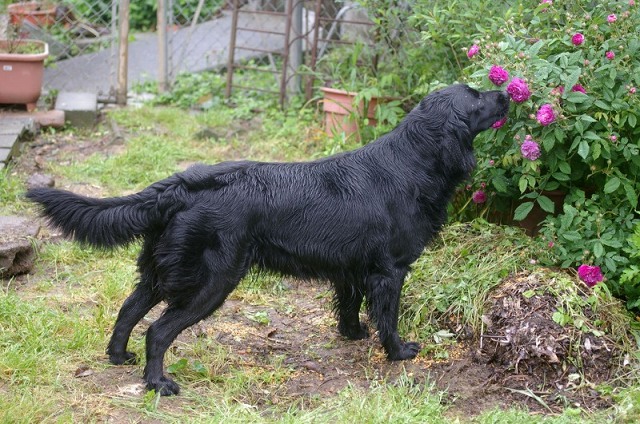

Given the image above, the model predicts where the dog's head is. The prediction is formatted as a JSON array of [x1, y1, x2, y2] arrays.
[[416, 84, 510, 139]]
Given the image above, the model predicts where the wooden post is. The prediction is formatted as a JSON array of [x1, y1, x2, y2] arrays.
[[157, 0, 168, 93], [225, 0, 239, 99], [287, 0, 303, 96], [116, 0, 130, 105]]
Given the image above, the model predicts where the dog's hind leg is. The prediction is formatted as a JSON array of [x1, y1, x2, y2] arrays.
[[107, 239, 162, 365], [142, 279, 239, 396], [107, 273, 162, 365], [365, 270, 421, 360], [334, 282, 368, 340]]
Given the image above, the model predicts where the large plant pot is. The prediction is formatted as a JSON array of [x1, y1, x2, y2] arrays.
[[0, 39, 49, 111], [8, 2, 57, 28], [320, 87, 380, 139]]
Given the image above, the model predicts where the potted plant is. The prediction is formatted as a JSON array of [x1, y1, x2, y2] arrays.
[[8, 2, 57, 28], [317, 43, 403, 141], [0, 35, 49, 111]]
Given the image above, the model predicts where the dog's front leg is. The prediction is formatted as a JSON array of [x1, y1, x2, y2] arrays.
[[365, 271, 421, 360]]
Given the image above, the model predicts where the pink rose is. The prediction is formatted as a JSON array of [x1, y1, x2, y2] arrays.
[[630, 87, 637, 94], [521, 137, 541, 160], [507, 77, 531, 103], [606, 51, 615, 60], [492, 117, 507, 129], [571, 33, 584, 46], [467, 44, 480, 58], [488, 65, 509, 86], [577, 265, 604, 287], [571, 84, 586, 94], [472, 190, 487, 204], [536, 104, 556, 126], [607, 14, 617, 23]]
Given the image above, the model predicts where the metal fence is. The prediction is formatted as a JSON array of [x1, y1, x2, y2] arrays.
[[2, 1, 379, 104]]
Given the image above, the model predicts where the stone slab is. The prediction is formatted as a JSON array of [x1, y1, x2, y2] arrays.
[[0, 216, 41, 278], [54, 91, 98, 128]]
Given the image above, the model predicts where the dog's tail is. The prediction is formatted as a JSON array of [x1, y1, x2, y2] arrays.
[[26, 177, 185, 248]]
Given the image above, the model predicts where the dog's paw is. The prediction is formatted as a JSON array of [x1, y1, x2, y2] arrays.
[[387, 341, 421, 361], [146, 376, 181, 396], [109, 351, 139, 365], [339, 321, 370, 340]]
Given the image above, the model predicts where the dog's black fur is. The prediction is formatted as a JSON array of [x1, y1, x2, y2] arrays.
[[27, 84, 509, 395]]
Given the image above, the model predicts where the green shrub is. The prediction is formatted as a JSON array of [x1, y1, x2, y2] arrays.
[[453, 0, 640, 304]]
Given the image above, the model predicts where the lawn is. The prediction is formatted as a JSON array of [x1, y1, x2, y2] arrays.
[[0, 100, 639, 423]]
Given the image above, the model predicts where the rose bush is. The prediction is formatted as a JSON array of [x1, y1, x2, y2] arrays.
[[459, 0, 640, 306]]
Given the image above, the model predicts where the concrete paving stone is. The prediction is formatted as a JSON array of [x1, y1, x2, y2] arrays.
[[0, 133, 19, 149], [55, 91, 98, 128], [0, 117, 35, 136], [0, 148, 10, 163]]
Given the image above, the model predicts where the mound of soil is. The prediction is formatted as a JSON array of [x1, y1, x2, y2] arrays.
[[429, 272, 630, 415]]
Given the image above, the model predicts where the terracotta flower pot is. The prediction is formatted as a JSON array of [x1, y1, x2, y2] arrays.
[[0, 39, 49, 111], [320, 87, 380, 139], [8, 2, 57, 28]]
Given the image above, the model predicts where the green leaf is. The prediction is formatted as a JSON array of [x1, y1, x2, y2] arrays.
[[561, 231, 582, 241], [624, 183, 638, 205], [577, 140, 590, 159], [514, 202, 534, 221], [583, 131, 601, 141], [563, 68, 581, 91], [558, 161, 571, 174], [492, 175, 508, 193], [519, 176, 528, 193], [552, 172, 570, 181], [592, 142, 602, 160], [167, 358, 188, 374], [629, 114, 637, 128], [594, 242, 604, 258], [537, 195, 555, 213], [604, 177, 621, 193], [579, 115, 597, 123], [565, 91, 589, 104]]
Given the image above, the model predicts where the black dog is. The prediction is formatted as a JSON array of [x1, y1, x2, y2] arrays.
[[27, 84, 509, 395]]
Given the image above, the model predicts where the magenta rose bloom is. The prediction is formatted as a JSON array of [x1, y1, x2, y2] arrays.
[[606, 51, 615, 60], [521, 137, 541, 160], [571, 84, 586, 94], [536, 104, 556, 126], [472, 190, 487, 204], [467, 44, 480, 58], [577, 265, 604, 287], [492, 117, 507, 129], [571, 33, 584, 46], [507, 77, 531, 103], [488, 65, 509, 86], [607, 14, 617, 23]]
